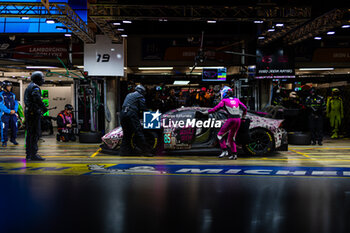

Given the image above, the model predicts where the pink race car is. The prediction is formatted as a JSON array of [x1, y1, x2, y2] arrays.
[[101, 107, 288, 156]]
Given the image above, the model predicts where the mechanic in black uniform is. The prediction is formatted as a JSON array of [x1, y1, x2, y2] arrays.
[[305, 88, 326, 146], [120, 85, 152, 156], [24, 71, 48, 161]]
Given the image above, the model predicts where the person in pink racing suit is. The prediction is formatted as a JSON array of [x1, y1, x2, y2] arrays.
[[204, 87, 247, 160]]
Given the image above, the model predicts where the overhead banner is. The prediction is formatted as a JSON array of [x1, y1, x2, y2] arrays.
[[255, 47, 295, 79], [84, 35, 124, 76], [142, 38, 237, 62], [313, 48, 350, 62]]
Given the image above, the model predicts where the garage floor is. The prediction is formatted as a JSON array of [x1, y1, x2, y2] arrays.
[[1, 135, 350, 233]]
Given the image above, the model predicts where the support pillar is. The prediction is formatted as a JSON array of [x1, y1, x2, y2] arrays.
[[105, 77, 118, 132]]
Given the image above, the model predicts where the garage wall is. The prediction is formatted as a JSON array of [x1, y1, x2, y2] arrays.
[[22, 84, 74, 127]]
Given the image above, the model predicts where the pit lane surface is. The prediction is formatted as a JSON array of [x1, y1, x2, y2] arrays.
[[1, 136, 350, 233]]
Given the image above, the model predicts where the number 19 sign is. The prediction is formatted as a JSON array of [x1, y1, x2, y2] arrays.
[[84, 35, 124, 76]]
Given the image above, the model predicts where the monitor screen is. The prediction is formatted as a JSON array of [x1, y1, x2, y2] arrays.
[[202, 68, 227, 81], [256, 47, 295, 79]]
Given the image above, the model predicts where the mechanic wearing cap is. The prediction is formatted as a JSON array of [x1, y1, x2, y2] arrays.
[[326, 88, 343, 139], [305, 88, 326, 145], [0, 81, 19, 147], [24, 71, 48, 161], [120, 84, 152, 156], [56, 104, 77, 142]]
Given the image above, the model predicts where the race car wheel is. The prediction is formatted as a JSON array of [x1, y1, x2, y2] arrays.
[[131, 131, 160, 154], [243, 128, 274, 156]]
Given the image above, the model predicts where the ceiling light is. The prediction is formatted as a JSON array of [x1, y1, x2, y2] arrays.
[[113, 22, 121, 26], [21, 16, 30, 20], [327, 31, 335, 35], [254, 20, 264, 24], [121, 34, 128, 37], [189, 66, 225, 70], [342, 25, 350, 28], [64, 34, 72, 37], [314, 37, 322, 40], [139, 67, 173, 70], [159, 18, 168, 22], [56, 26, 67, 30], [258, 36, 265, 40], [207, 20, 216, 24], [26, 66, 57, 69], [117, 28, 124, 31], [276, 23, 284, 27], [299, 68, 334, 71], [46, 19, 56, 24], [122, 20, 132, 24], [268, 28, 275, 32], [174, 81, 190, 85]]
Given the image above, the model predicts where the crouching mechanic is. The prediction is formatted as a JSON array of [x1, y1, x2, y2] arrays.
[[57, 104, 77, 142], [0, 81, 19, 147], [202, 87, 247, 160], [120, 85, 153, 156]]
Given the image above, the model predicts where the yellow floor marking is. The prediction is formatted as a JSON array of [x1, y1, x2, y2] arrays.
[[5, 144, 99, 148], [90, 148, 102, 158], [290, 149, 311, 158], [290, 147, 350, 150], [0, 155, 90, 158], [305, 153, 350, 155]]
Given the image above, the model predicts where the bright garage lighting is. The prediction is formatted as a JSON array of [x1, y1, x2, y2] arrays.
[[139, 67, 173, 70], [174, 81, 190, 85], [26, 66, 58, 69], [46, 19, 55, 24], [299, 68, 334, 71]]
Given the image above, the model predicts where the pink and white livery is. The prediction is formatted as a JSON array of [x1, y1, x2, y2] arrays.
[[101, 105, 288, 156]]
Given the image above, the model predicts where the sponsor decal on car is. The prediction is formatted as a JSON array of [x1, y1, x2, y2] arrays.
[[164, 133, 171, 144]]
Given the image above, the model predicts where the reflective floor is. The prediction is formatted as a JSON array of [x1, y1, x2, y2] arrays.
[[1, 135, 350, 233]]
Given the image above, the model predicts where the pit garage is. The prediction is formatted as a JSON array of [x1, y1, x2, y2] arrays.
[[1, 1, 350, 233]]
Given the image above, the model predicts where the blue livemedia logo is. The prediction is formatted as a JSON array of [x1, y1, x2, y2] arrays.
[[143, 110, 161, 129]]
